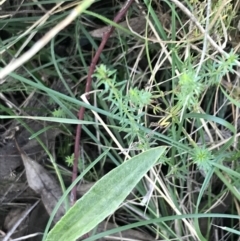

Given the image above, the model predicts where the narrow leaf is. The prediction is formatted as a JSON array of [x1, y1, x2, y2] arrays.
[[46, 146, 166, 241]]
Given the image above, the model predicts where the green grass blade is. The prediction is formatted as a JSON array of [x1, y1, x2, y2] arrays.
[[217, 226, 240, 236], [84, 213, 240, 241]]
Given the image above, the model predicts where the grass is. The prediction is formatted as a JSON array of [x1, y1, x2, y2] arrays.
[[0, 0, 240, 240]]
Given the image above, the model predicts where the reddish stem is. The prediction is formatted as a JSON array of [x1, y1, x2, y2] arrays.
[[71, 0, 135, 205]]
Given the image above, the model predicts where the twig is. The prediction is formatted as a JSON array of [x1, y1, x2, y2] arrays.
[[71, 0, 135, 204], [10, 232, 43, 241], [2, 200, 40, 241]]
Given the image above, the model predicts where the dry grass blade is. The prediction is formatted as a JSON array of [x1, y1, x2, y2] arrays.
[[0, 0, 95, 80], [169, 0, 240, 66]]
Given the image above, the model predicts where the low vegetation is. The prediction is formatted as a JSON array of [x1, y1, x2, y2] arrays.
[[0, 0, 240, 240]]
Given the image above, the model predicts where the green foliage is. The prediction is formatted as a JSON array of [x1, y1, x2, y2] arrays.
[[52, 108, 67, 118], [177, 69, 204, 108], [65, 153, 74, 167], [93, 64, 153, 146], [203, 51, 239, 86], [2, 0, 240, 239], [128, 87, 152, 107], [192, 146, 214, 175], [215, 51, 238, 76], [45, 146, 166, 241], [172, 50, 239, 120]]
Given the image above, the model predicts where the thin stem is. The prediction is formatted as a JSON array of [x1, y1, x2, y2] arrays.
[[71, 0, 135, 204]]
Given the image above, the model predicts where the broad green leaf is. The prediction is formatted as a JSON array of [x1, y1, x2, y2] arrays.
[[45, 146, 166, 241]]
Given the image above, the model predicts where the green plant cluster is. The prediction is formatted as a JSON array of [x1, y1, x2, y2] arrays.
[[93, 64, 153, 147]]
